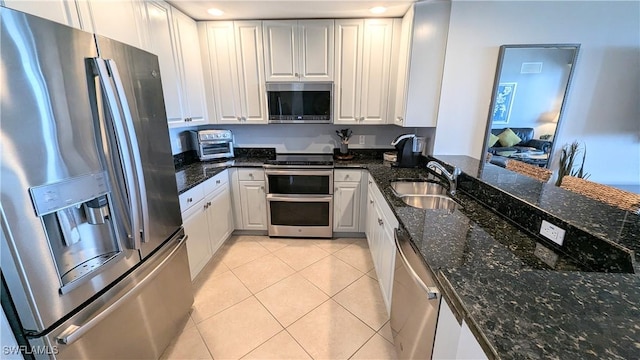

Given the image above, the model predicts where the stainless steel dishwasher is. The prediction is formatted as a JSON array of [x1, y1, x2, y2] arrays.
[[391, 229, 441, 359]]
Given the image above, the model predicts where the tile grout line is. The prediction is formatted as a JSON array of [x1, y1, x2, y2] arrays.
[[184, 236, 389, 360]]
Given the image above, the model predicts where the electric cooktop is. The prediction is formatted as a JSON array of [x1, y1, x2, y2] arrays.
[[264, 154, 334, 167]]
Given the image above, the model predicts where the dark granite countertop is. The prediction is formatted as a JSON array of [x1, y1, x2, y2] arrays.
[[174, 152, 640, 359], [434, 155, 640, 268]]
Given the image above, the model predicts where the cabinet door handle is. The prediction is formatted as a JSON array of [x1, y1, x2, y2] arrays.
[[335, 187, 338, 192], [216, 180, 221, 184], [260, 186, 264, 190], [378, 218, 383, 226], [187, 197, 193, 203], [370, 200, 374, 204], [237, 116, 241, 121], [397, 116, 403, 122], [207, 201, 212, 206], [295, 72, 299, 77], [249, 173, 254, 178], [204, 203, 208, 210]]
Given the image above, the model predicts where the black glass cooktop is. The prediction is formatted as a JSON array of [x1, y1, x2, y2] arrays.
[[265, 154, 334, 167]]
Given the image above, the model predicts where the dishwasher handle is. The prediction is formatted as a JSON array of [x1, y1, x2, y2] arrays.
[[394, 229, 439, 300]]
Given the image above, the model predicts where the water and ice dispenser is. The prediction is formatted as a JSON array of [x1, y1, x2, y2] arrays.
[[30, 172, 123, 290]]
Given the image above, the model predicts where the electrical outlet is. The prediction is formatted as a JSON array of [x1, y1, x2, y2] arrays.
[[540, 220, 565, 246], [359, 135, 365, 145]]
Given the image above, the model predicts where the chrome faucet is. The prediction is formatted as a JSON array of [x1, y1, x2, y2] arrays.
[[426, 161, 462, 196]]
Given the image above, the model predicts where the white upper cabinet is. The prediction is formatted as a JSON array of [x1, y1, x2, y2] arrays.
[[200, 22, 241, 124], [142, 1, 183, 124], [334, 19, 393, 125], [171, 8, 207, 124], [142, 2, 207, 127], [89, 0, 146, 48], [3, 0, 83, 29], [393, 1, 451, 127], [263, 20, 334, 82], [235, 21, 268, 123], [200, 21, 267, 124]]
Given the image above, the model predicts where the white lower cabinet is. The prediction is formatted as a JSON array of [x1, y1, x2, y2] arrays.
[[182, 198, 212, 280], [455, 321, 488, 360], [206, 184, 234, 255], [230, 168, 268, 230], [333, 170, 365, 232], [433, 297, 463, 359], [179, 170, 233, 280], [365, 176, 398, 314]]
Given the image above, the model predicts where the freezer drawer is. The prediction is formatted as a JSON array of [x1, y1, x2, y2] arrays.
[[41, 232, 193, 359]]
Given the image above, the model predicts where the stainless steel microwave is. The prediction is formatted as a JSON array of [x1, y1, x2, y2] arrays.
[[266, 82, 333, 124]]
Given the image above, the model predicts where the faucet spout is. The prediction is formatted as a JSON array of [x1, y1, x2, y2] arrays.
[[426, 161, 461, 196]]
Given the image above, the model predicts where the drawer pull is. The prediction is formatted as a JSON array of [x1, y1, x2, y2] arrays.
[[378, 218, 383, 226], [216, 180, 221, 184], [187, 197, 193, 203]]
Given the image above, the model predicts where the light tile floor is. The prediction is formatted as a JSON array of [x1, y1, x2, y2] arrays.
[[161, 235, 398, 360]]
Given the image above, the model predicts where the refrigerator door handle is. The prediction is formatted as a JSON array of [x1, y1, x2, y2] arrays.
[[105, 59, 150, 244], [94, 58, 143, 249], [55, 234, 188, 345]]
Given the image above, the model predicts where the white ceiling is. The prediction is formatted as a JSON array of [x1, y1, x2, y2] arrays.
[[167, 0, 417, 21]]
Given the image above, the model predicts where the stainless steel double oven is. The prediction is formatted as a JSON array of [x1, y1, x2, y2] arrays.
[[264, 154, 334, 238]]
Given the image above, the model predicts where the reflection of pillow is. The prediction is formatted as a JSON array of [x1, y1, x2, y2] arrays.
[[498, 128, 522, 147], [488, 133, 500, 147]]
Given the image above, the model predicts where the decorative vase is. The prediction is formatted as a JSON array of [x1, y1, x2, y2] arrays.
[[340, 143, 348, 154]]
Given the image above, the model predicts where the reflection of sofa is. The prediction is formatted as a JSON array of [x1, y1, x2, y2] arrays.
[[488, 127, 552, 155]]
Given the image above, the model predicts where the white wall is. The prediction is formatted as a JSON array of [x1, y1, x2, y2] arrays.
[[434, 1, 640, 187], [170, 124, 435, 155]]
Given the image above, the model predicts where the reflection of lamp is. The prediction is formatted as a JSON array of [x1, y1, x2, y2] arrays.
[[538, 111, 559, 141], [539, 111, 560, 123]]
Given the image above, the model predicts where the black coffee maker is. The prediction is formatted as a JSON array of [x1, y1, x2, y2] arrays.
[[391, 134, 421, 167]]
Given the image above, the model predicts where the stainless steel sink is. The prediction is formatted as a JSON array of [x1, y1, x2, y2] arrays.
[[390, 180, 448, 196], [400, 195, 458, 211], [390, 180, 458, 211]]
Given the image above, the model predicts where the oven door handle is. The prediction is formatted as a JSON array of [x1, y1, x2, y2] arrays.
[[263, 168, 334, 176], [200, 140, 231, 145], [266, 194, 333, 202]]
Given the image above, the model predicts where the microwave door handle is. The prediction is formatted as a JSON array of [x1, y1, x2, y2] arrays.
[[105, 59, 150, 244], [94, 58, 142, 250], [277, 95, 282, 115]]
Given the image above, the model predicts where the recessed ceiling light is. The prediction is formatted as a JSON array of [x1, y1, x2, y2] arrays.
[[207, 8, 224, 16], [370, 6, 387, 14]]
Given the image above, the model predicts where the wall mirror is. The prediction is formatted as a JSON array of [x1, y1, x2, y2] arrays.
[[481, 44, 580, 169]]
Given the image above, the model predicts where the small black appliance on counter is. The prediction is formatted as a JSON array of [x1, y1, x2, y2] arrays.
[[391, 134, 425, 167]]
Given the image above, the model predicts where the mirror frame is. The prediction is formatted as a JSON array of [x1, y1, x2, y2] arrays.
[[481, 44, 581, 167]]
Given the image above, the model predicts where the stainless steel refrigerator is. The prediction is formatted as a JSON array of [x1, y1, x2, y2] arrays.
[[0, 7, 193, 359]]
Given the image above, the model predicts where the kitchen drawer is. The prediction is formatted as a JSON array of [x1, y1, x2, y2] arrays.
[[203, 170, 229, 195], [237, 168, 264, 181], [179, 183, 205, 213], [334, 169, 362, 182]]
